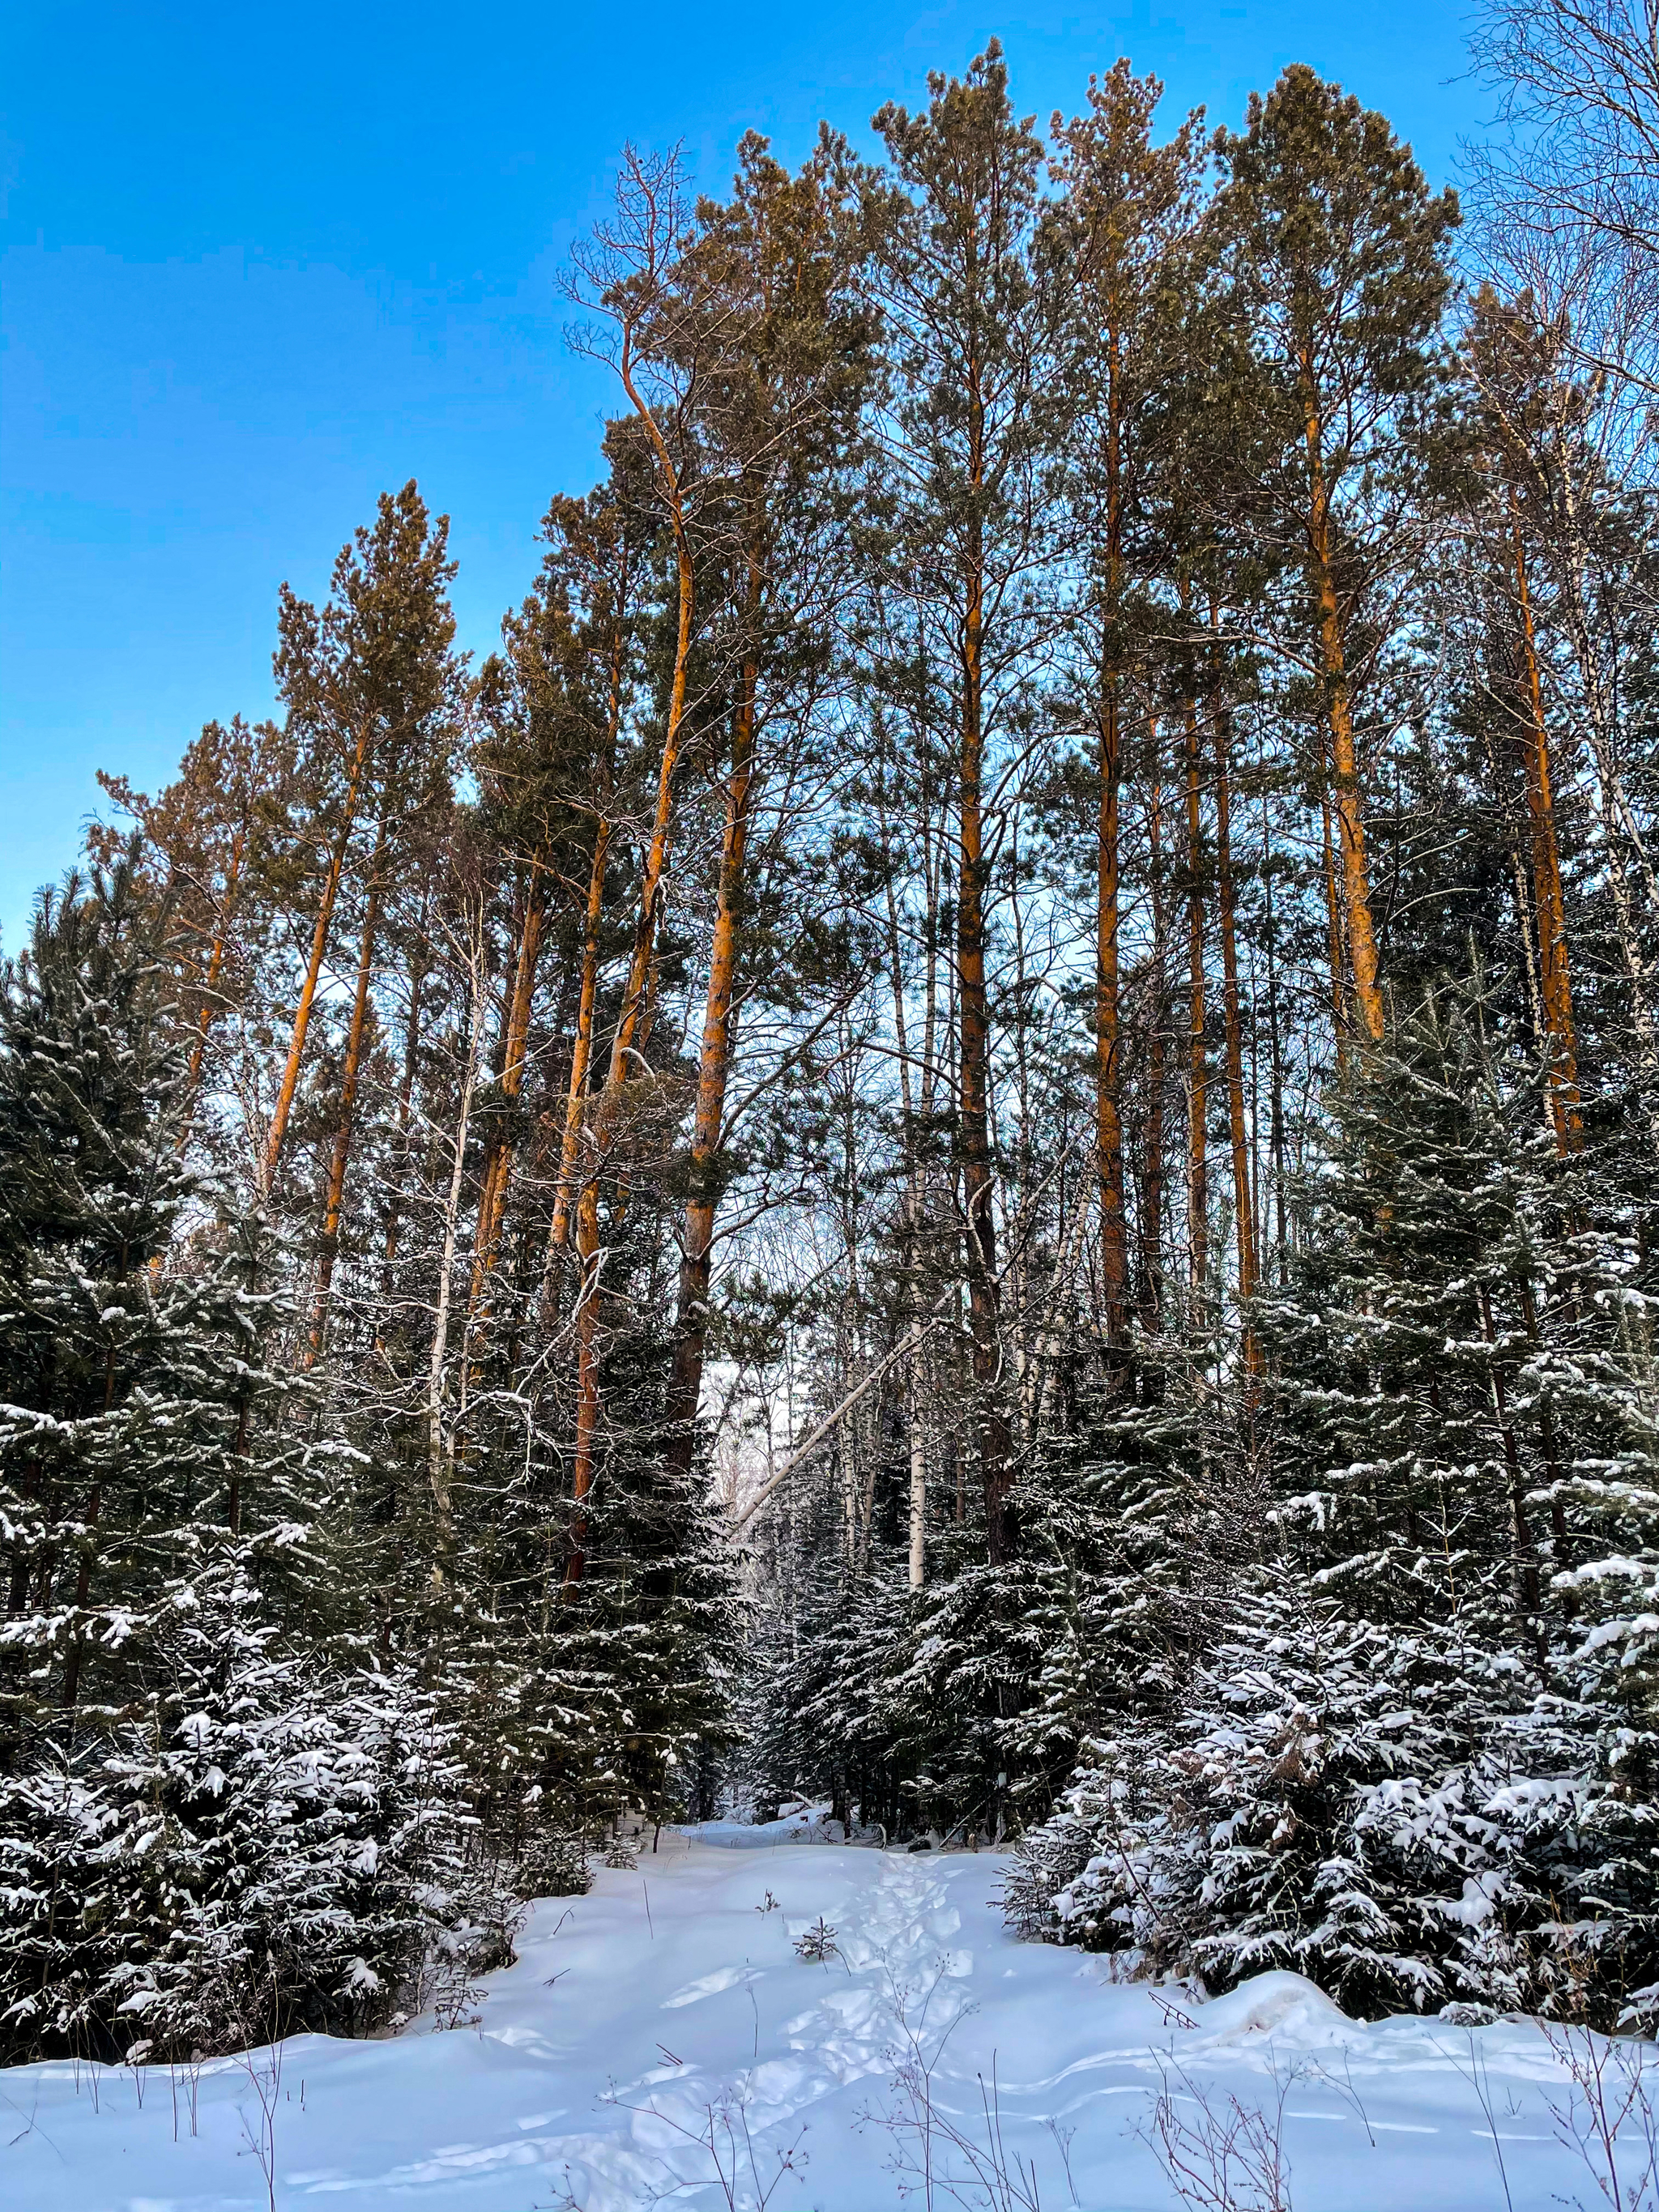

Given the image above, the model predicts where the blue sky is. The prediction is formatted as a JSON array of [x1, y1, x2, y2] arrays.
[[1, 0, 1483, 949]]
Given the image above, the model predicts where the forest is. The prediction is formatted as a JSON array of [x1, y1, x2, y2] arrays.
[[6, 2, 1659, 2069]]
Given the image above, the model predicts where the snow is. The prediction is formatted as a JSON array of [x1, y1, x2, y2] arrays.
[[0, 1832, 1644, 2210]]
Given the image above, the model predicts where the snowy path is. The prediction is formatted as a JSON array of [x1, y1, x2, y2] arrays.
[[0, 1833, 1639, 2210]]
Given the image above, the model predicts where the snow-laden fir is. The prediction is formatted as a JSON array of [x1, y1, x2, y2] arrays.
[[2, 1826, 1653, 2211]]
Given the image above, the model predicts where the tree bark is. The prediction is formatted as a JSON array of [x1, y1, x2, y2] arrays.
[[309, 815, 388, 1357], [1300, 365, 1385, 1043], [665, 595, 761, 1488], [262, 723, 372, 1188], [565, 374, 697, 1585], [471, 867, 548, 1312], [427, 936, 487, 1576], [1139, 727, 1169, 1333], [1183, 694, 1209, 1303], [958, 516, 1013, 1563], [1211, 694, 1260, 1332], [1509, 494, 1582, 1154], [1097, 677, 1130, 1351]]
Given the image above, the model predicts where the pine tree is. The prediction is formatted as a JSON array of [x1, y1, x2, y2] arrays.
[[1218, 66, 1460, 1042]]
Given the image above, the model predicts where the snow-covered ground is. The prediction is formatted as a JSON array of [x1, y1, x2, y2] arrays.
[[1, 1831, 1649, 2210]]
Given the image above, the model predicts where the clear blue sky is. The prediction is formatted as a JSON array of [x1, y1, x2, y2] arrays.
[[1, 0, 1482, 950]]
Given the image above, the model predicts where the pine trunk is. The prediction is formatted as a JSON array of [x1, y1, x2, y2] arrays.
[[665, 604, 761, 1486], [1301, 369, 1384, 1043], [471, 868, 548, 1312], [959, 524, 1012, 1563], [1211, 697, 1260, 1326], [1183, 695, 1209, 1302], [1097, 678, 1130, 1349], [1509, 497, 1582, 1154], [309, 816, 387, 1356], [262, 724, 372, 1187], [565, 450, 695, 1584]]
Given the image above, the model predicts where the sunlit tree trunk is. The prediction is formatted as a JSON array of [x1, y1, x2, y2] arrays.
[[565, 383, 696, 1586], [1139, 731, 1169, 1332], [1211, 694, 1259, 1338], [665, 582, 761, 1488], [1301, 367, 1385, 1043], [262, 723, 372, 1190], [1509, 494, 1582, 1153], [1183, 694, 1209, 1302], [309, 814, 388, 1357]]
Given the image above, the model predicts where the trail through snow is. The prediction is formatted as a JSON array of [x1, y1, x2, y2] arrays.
[[0, 1832, 1642, 2210]]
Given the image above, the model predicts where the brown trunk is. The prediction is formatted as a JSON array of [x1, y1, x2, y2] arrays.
[[959, 526, 1012, 1564], [666, 556, 762, 1486], [1097, 680, 1130, 1350], [1211, 693, 1260, 1339], [1301, 367, 1384, 1043], [309, 817, 387, 1357], [1183, 695, 1209, 1302], [1318, 727, 1350, 1067], [263, 724, 372, 1187], [470, 871, 548, 1312], [550, 548, 631, 1259], [551, 813, 614, 1257], [1140, 728, 1168, 1332], [1260, 792, 1289, 1268], [1095, 321, 1130, 1353], [382, 889, 432, 1280], [565, 406, 696, 1585], [1510, 494, 1583, 1154]]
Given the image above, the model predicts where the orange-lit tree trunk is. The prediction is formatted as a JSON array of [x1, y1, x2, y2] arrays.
[[1097, 676, 1129, 1351], [1301, 368, 1385, 1043], [1211, 694, 1259, 1332], [550, 599, 629, 1257], [470, 867, 548, 1312], [565, 377, 697, 1585], [1094, 311, 1132, 1355], [262, 723, 371, 1189], [1139, 726, 1168, 1332], [309, 815, 388, 1357], [550, 816, 612, 1259], [665, 612, 761, 1485], [1319, 743, 1350, 1071], [1509, 492, 1582, 1154], [382, 884, 431, 1281], [1183, 694, 1209, 1302]]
